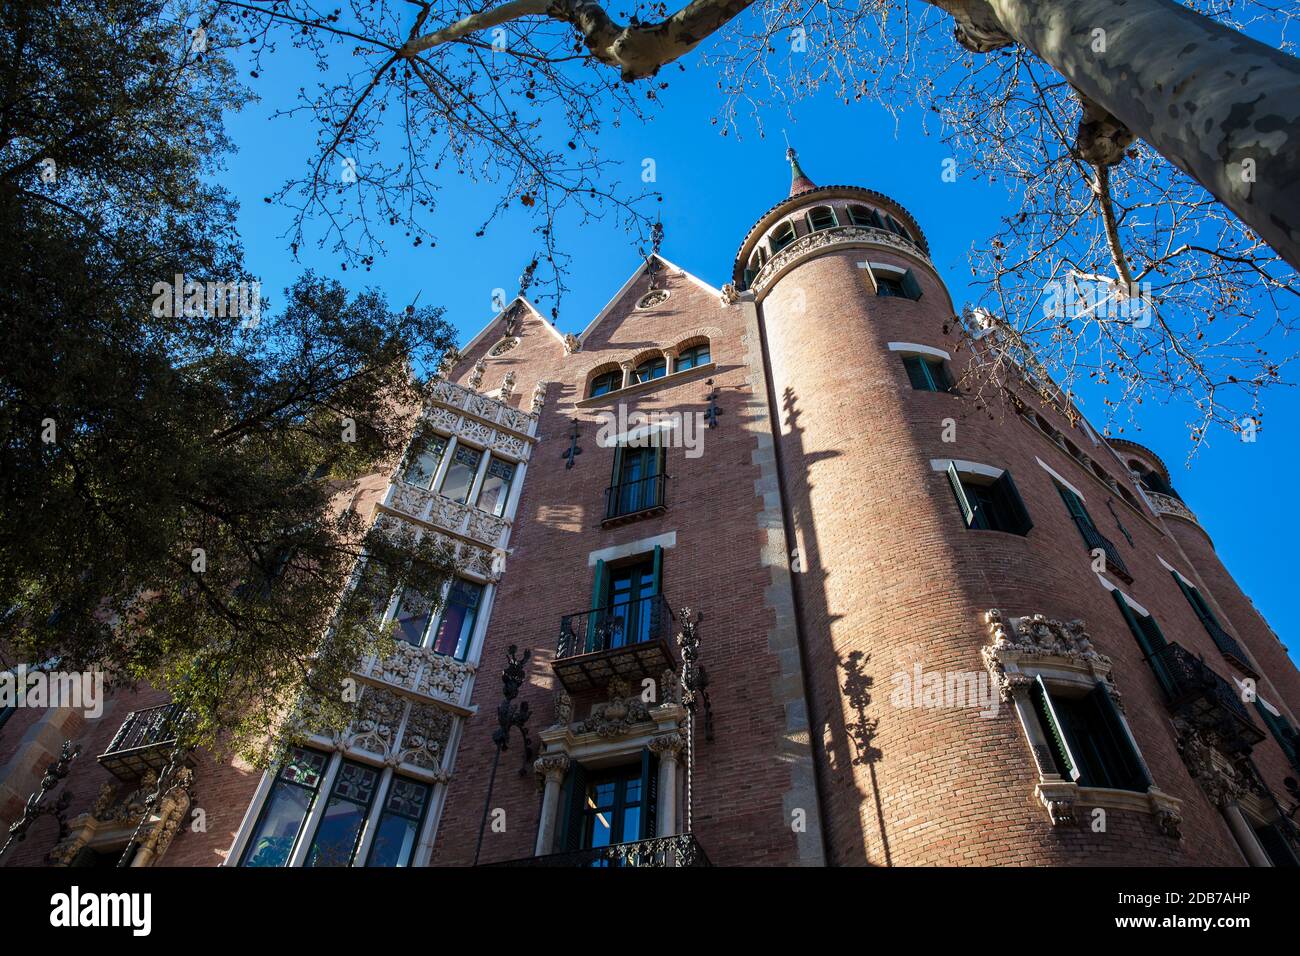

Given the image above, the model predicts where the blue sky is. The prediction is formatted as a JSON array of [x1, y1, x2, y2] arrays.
[[216, 36, 1298, 659]]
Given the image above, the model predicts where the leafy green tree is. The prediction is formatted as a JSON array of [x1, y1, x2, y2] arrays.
[[0, 0, 458, 759]]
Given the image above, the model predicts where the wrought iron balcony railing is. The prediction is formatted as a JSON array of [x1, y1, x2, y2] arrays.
[[1072, 517, 1132, 583], [98, 702, 190, 781], [1148, 643, 1265, 753], [553, 595, 676, 693], [488, 834, 711, 867], [604, 474, 668, 523]]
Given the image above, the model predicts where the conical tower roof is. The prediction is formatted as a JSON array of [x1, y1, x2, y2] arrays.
[[786, 146, 816, 197]]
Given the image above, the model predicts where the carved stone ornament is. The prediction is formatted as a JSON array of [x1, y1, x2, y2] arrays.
[[489, 336, 519, 357], [751, 224, 932, 297], [50, 768, 196, 867], [530, 380, 548, 414], [498, 370, 516, 402], [648, 733, 685, 762], [397, 702, 454, 776], [636, 289, 669, 310], [553, 689, 573, 728], [982, 608, 1117, 705], [719, 282, 740, 305], [533, 753, 571, 784], [1036, 782, 1076, 827], [346, 686, 404, 758], [468, 359, 487, 390], [1173, 717, 1245, 809], [563, 333, 580, 355], [576, 676, 651, 738]]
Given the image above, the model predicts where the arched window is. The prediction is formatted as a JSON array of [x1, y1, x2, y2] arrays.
[[847, 205, 883, 229], [769, 221, 796, 253], [674, 342, 711, 372], [589, 369, 621, 398], [633, 356, 667, 383], [807, 205, 837, 232]]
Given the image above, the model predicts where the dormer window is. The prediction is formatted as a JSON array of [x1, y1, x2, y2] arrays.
[[769, 221, 796, 253], [807, 206, 837, 232]]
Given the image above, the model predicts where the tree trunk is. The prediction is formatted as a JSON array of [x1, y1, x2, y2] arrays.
[[986, 0, 1300, 270]]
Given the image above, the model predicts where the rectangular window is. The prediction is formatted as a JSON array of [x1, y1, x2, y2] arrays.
[[946, 464, 1033, 535], [475, 457, 516, 517], [1031, 677, 1150, 792], [872, 268, 922, 300], [392, 587, 433, 646], [431, 578, 484, 659], [1112, 591, 1177, 698], [1058, 485, 1132, 582], [239, 748, 329, 867], [365, 776, 432, 867], [608, 440, 666, 519], [902, 354, 953, 392], [304, 760, 381, 867], [848, 205, 884, 229], [439, 444, 482, 504], [1171, 572, 1254, 673], [401, 433, 448, 488], [1255, 699, 1300, 774]]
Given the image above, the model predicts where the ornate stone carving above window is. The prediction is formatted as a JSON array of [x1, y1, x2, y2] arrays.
[[384, 481, 510, 550], [50, 768, 195, 867], [576, 676, 653, 738], [981, 609, 1183, 836], [358, 642, 476, 708], [337, 687, 455, 780]]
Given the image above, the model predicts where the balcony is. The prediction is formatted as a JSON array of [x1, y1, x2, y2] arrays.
[[603, 474, 668, 525], [98, 703, 190, 781], [553, 595, 676, 693], [488, 834, 711, 867], [1148, 643, 1265, 754], [1072, 517, 1133, 583], [1147, 490, 1201, 526]]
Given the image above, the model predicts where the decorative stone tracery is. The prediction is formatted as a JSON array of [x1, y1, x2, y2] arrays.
[[576, 677, 652, 739]]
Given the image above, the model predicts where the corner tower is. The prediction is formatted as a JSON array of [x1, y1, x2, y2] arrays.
[[737, 151, 1207, 866]]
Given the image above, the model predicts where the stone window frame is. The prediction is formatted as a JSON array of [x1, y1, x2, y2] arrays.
[[531, 677, 688, 858], [981, 609, 1183, 837]]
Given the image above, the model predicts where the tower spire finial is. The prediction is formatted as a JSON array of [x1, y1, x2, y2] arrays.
[[783, 137, 816, 197]]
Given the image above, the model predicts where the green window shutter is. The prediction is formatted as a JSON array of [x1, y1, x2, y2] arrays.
[[1171, 572, 1210, 625], [651, 545, 663, 595], [557, 762, 588, 853], [586, 559, 608, 651], [611, 442, 625, 484], [935, 359, 955, 392], [1032, 676, 1080, 781], [1056, 485, 1091, 525], [639, 746, 659, 840], [1255, 700, 1300, 769], [900, 268, 923, 301], [903, 355, 930, 390], [996, 471, 1034, 535], [946, 462, 976, 527], [1087, 685, 1152, 792], [1112, 591, 1175, 698]]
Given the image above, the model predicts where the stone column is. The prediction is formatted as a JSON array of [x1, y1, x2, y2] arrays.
[[649, 733, 685, 837], [1223, 801, 1272, 867], [532, 754, 570, 857], [619, 361, 635, 390]]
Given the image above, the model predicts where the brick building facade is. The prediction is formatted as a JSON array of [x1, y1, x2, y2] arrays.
[[4, 153, 1299, 868]]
